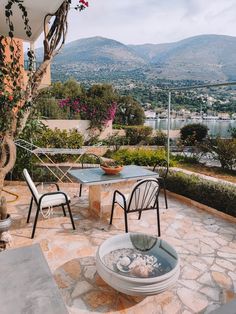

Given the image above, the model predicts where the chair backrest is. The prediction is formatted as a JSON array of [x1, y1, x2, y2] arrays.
[[127, 178, 160, 213], [80, 153, 101, 169], [23, 169, 39, 201], [153, 160, 168, 179]]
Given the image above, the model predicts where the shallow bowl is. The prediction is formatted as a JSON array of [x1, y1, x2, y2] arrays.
[[100, 165, 123, 175], [96, 233, 180, 296]]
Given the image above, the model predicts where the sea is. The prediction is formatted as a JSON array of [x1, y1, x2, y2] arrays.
[[145, 118, 236, 138]]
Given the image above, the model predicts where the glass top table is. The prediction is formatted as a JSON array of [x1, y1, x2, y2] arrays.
[[68, 165, 157, 186]]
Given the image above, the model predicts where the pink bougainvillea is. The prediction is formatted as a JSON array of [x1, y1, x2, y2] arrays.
[[59, 98, 117, 130]]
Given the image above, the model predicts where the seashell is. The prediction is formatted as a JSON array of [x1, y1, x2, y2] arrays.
[[116, 261, 130, 272], [119, 256, 131, 267], [130, 265, 150, 278]]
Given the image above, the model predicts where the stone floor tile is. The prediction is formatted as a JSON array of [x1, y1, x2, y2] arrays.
[[192, 261, 208, 271], [181, 266, 201, 280], [179, 279, 202, 291], [210, 264, 225, 273], [177, 288, 208, 313], [212, 272, 232, 289], [4, 184, 236, 314], [215, 258, 235, 271], [198, 273, 215, 286], [200, 286, 220, 301], [71, 281, 93, 299]]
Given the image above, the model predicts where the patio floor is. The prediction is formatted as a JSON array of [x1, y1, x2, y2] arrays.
[[3, 183, 236, 314]]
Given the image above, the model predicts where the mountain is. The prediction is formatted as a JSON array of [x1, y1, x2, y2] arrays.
[[49, 36, 146, 82], [47, 35, 236, 82], [129, 35, 236, 81], [54, 36, 145, 65]]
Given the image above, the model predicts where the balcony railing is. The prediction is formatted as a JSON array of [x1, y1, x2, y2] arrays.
[[24, 60, 41, 71]]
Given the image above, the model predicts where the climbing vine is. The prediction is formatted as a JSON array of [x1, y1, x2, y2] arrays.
[[0, 0, 89, 196]]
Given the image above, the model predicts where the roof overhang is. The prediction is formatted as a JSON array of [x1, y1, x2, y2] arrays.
[[0, 0, 65, 42]]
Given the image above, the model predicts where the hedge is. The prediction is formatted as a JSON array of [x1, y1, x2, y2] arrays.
[[112, 148, 169, 167], [166, 171, 236, 217]]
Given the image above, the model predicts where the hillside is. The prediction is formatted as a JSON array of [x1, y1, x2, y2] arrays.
[[50, 36, 146, 82], [46, 34, 236, 82], [130, 35, 236, 81]]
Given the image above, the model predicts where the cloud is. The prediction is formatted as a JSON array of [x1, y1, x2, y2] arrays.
[[35, 0, 236, 47]]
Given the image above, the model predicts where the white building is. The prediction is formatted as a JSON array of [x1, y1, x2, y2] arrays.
[[144, 110, 156, 119]]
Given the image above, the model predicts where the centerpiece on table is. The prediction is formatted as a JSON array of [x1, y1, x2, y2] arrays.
[[100, 160, 123, 175]]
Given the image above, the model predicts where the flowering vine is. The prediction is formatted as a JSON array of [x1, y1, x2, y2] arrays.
[[59, 98, 117, 130]]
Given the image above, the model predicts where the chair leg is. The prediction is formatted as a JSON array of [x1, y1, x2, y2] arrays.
[[31, 205, 40, 239], [156, 202, 161, 237], [124, 211, 128, 233], [67, 202, 76, 230], [62, 204, 66, 217], [79, 184, 82, 197], [27, 197, 33, 223], [138, 210, 142, 220], [163, 180, 168, 209], [110, 194, 116, 225]]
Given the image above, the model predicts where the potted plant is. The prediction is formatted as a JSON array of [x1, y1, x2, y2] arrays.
[[0, 196, 12, 250], [100, 160, 123, 175]]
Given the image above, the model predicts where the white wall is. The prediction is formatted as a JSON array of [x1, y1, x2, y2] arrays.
[[41, 119, 113, 140]]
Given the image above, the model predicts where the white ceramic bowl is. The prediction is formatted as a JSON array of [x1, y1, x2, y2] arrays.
[[96, 233, 180, 296]]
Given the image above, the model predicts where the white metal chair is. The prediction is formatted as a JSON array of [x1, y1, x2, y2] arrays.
[[110, 178, 161, 235], [23, 169, 75, 239]]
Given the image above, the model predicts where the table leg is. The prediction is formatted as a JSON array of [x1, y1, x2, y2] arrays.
[[89, 181, 137, 219]]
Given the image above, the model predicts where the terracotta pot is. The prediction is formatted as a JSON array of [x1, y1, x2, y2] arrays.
[[0, 214, 12, 234], [100, 165, 124, 175]]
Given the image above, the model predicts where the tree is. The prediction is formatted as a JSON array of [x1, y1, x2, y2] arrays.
[[114, 95, 145, 126], [0, 1, 88, 200], [180, 123, 208, 146], [50, 79, 84, 99]]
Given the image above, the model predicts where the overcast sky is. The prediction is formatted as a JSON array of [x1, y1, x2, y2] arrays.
[[34, 0, 236, 47]]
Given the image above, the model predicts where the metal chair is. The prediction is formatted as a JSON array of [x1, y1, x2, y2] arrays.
[[153, 160, 168, 209], [110, 178, 161, 235], [23, 169, 75, 239], [79, 153, 101, 196]]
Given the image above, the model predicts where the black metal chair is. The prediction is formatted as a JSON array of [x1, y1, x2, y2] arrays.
[[110, 178, 161, 236], [153, 160, 168, 209], [79, 153, 101, 197], [23, 169, 75, 239]]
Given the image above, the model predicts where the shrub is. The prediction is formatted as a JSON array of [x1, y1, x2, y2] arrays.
[[36, 128, 84, 149], [125, 126, 153, 145], [173, 154, 200, 165], [205, 138, 236, 170], [229, 127, 236, 139], [112, 148, 169, 167], [12, 119, 47, 180], [103, 134, 128, 151], [35, 128, 84, 162], [166, 171, 236, 217], [112, 124, 126, 130], [151, 130, 167, 146], [180, 123, 208, 145]]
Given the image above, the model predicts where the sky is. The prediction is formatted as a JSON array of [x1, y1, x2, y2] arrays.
[[35, 0, 236, 47]]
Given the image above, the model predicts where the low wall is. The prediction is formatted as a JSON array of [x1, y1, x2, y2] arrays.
[[41, 119, 113, 140]]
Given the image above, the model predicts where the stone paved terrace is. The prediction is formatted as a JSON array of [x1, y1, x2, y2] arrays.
[[2, 182, 236, 314]]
